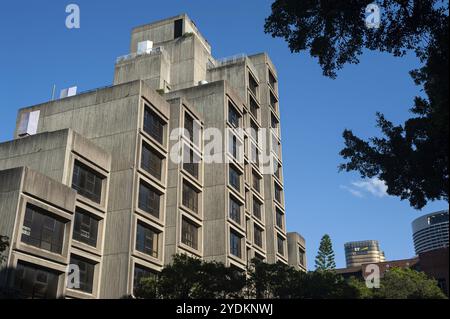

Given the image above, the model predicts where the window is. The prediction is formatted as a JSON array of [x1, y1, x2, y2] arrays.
[[138, 181, 161, 218], [73, 208, 99, 247], [270, 91, 278, 112], [133, 265, 156, 294], [136, 222, 158, 258], [299, 248, 306, 266], [254, 226, 263, 248], [277, 235, 285, 255], [274, 183, 282, 203], [229, 165, 241, 191], [229, 196, 241, 224], [184, 112, 197, 145], [273, 161, 282, 180], [276, 208, 284, 229], [70, 256, 95, 294], [72, 161, 103, 204], [141, 142, 163, 180], [248, 72, 258, 97], [249, 95, 258, 119], [181, 217, 199, 249], [272, 134, 281, 158], [229, 135, 237, 159], [174, 19, 183, 39], [252, 172, 261, 193], [268, 69, 277, 89], [253, 198, 262, 220], [183, 147, 199, 179], [144, 106, 165, 144], [250, 120, 259, 142], [228, 102, 240, 128], [13, 262, 59, 299], [251, 143, 260, 165], [230, 230, 242, 258], [271, 113, 279, 135], [21, 204, 65, 254], [182, 181, 199, 213]]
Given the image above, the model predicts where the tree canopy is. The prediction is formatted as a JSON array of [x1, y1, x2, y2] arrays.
[[265, 0, 449, 209], [315, 234, 336, 271]]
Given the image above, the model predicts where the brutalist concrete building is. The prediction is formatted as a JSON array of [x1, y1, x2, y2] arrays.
[[0, 14, 306, 298]]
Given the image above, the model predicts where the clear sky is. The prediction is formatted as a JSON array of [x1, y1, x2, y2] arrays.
[[0, 0, 447, 269]]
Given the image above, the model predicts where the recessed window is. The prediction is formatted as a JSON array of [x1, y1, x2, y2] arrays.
[[254, 225, 263, 248], [252, 171, 261, 193], [144, 106, 165, 145], [229, 134, 242, 160], [141, 142, 163, 180], [229, 196, 242, 224], [136, 222, 159, 258], [228, 102, 240, 128], [269, 90, 278, 112], [21, 204, 65, 254], [133, 264, 156, 294], [73, 208, 99, 247], [182, 181, 199, 213], [271, 113, 279, 132], [230, 230, 242, 258], [248, 72, 258, 97], [249, 95, 258, 120], [251, 143, 260, 165], [174, 19, 183, 39], [276, 208, 284, 229], [181, 217, 199, 250], [69, 255, 95, 294], [229, 165, 241, 192], [299, 248, 306, 266], [274, 183, 282, 204], [273, 161, 282, 180], [277, 235, 285, 255], [183, 146, 199, 179], [13, 262, 59, 299], [72, 161, 103, 204], [184, 112, 200, 146], [268, 69, 277, 90], [253, 197, 262, 220], [138, 181, 161, 218]]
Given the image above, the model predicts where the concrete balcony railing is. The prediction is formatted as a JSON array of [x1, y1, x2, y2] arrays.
[[116, 46, 165, 64]]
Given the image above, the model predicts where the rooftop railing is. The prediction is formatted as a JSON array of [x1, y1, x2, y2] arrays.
[[116, 46, 165, 64]]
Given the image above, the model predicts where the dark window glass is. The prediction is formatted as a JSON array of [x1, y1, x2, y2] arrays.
[[277, 235, 284, 255], [138, 182, 160, 218], [184, 112, 194, 143], [273, 161, 281, 179], [229, 166, 241, 191], [144, 106, 165, 144], [252, 172, 260, 193], [181, 218, 199, 249], [136, 222, 158, 258], [254, 226, 263, 248], [230, 231, 242, 258], [250, 121, 259, 142], [21, 204, 65, 254], [229, 135, 238, 159], [299, 248, 306, 266], [133, 265, 156, 294], [251, 144, 260, 165], [13, 262, 59, 299], [249, 95, 258, 119], [253, 198, 262, 220], [70, 256, 95, 294], [229, 196, 241, 224], [72, 161, 103, 204], [268, 69, 277, 89], [183, 147, 199, 179], [276, 209, 284, 229], [182, 182, 199, 213], [228, 102, 240, 128], [249, 73, 258, 97], [141, 143, 162, 180], [174, 19, 183, 38], [73, 208, 99, 247], [270, 91, 278, 111], [271, 113, 279, 130], [274, 183, 282, 203]]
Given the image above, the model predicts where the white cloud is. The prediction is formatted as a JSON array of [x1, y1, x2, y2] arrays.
[[351, 178, 388, 198], [339, 185, 364, 198]]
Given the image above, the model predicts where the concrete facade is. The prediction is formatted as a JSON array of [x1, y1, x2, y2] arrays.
[[0, 14, 306, 298], [287, 232, 307, 271]]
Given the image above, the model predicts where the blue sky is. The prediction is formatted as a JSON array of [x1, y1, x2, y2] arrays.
[[0, 0, 447, 269]]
